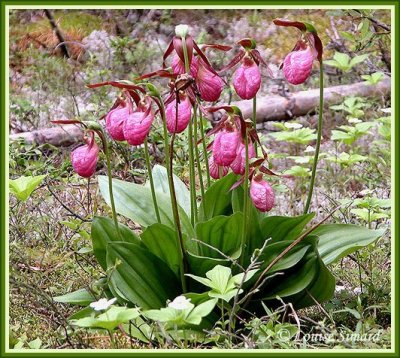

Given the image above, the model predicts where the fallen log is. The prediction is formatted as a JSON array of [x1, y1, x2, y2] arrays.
[[214, 76, 391, 123], [10, 124, 83, 147], [10, 77, 391, 147]]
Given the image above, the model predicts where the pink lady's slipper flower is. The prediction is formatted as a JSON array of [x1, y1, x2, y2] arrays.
[[233, 56, 261, 100], [220, 39, 269, 100], [105, 102, 130, 141], [212, 128, 240, 166], [165, 94, 192, 134], [282, 44, 314, 85], [230, 140, 256, 175], [208, 155, 229, 179], [273, 19, 323, 85], [70, 132, 99, 178], [123, 102, 154, 146], [196, 59, 224, 102], [250, 175, 275, 212]]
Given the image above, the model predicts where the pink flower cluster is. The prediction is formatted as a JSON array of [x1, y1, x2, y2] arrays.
[[69, 21, 322, 213]]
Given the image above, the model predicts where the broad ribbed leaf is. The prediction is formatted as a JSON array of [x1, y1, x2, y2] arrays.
[[195, 213, 243, 259], [152, 165, 191, 216], [107, 242, 180, 309], [263, 254, 318, 299], [259, 214, 315, 246], [259, 241, 311, 275], [313, 224, 385, 265], [141, 223, 181, 277], [288, 256, 336, 308], [199, 173, 237, 221], [98, 176, 194, 237], [91, 216, 140, 270]]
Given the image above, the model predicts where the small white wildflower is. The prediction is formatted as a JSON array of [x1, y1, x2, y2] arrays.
[[168, 295, 192, 310], [335, 285, 346, 293], [284, 122, 303, 129], [348, 117, 362, 124], [175, 24, 189, 38], [304, 145, 315, 153], [90, 297, 117, 311], [353, 287, 362, 295], [380, 107, 391, 114]]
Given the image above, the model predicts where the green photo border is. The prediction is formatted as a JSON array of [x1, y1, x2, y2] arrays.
[[1, 1, 399, 357]]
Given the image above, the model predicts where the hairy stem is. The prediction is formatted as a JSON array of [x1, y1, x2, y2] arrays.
[[102, 134, 121, 240], [252, 96, 258, 156], [193, 105, 205, 209], [304, 62, 324, 214], [144, 137, 161, 223], [182, 36, 198, 225], [159, 96, 187, 292], [239, 130, 250, 266], [199, 111, 211, 188]]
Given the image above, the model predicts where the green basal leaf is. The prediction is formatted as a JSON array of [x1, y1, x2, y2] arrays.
[[194, 213, 243, 259], [106, 242, 181, 309], [141, 223, 181, 277], [198, 173, 237, 221], [91, 216, 140, 270], [152, 165, 191, 217], [53, 288, 95, 306], [98, 176, 194, 237], [313, 224, 385, 265]]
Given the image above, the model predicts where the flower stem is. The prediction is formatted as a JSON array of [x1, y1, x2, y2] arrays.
[[239, 130, 250, 266], [193, 105, 205, 211], [303, 62, 324, 214], [199, 111, 211, 188], [144, 137, 161, 223], [182, 36, 198, 226], [187, 120, 197, 226], [159, 96, 187, 293], [252, 96, 258, 156], [101, 133, 122, 240]]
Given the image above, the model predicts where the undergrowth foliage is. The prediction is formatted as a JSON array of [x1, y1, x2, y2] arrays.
[[35, 20, 386, 348]]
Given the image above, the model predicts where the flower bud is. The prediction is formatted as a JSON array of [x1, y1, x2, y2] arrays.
[[70, 136, 99, 178], [208, 155, 229, 179], [283, 46, 314, 85], [171, 53, 198, 77], [123, 109, 154, 146], [175, 24, 189, 38], [230, 140, 256, 175], [165, 95, 192, 134], [233, 56, 261, 100], [196, 60, 224, 102], [250, 176, 275, 212], [105, 104, 130, 141], [212, 129, 240, 166]]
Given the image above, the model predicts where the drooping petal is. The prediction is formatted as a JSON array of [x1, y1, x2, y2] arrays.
[[171, 53, 198, 77]]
